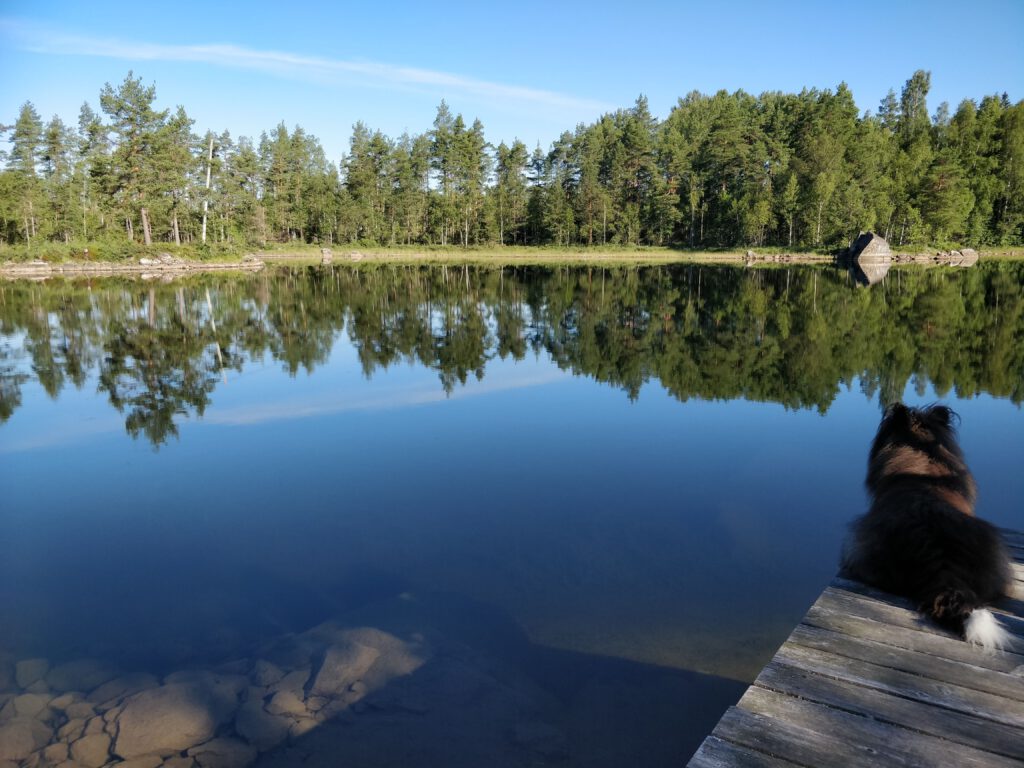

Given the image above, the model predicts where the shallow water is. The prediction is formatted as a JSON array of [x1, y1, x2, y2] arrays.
[[1, 263, 1022, 766]]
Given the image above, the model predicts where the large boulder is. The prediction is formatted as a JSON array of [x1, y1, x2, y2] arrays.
[[847, 232, 893, 285], [848, 232, 892, 264], [113, 682, 240, 759], [305, 641, 380, 698]]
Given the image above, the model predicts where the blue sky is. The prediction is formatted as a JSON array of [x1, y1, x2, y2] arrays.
[[2, 0, 1022, 165]]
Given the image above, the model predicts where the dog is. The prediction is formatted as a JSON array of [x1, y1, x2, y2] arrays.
[[840, 403, 1013, 651]]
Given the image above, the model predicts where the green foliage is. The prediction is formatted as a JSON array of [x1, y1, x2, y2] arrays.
[[1, 71, 1022, 255]]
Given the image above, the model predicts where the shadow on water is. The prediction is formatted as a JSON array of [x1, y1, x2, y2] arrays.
[[245, 590, 747, 768]]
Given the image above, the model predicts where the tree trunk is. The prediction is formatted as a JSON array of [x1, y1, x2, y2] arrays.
[[141, 207, 152, 246], [172, 212, 181, 246], [202, 134, 214, 244]]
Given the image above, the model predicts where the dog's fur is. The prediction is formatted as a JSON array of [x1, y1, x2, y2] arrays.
[[840, 403, 1013, 651]]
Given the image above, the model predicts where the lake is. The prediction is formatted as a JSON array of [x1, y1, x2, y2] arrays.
[[1, 262, 1022, 767]]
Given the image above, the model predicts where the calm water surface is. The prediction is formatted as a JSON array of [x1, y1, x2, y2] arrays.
[[1, 263, 1022, 766]]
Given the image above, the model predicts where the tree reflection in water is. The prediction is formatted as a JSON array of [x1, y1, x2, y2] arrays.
[[1, 262, 1021, 446]]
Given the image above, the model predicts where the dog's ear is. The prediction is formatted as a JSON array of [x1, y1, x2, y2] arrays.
[[884, 402, 909, 425], [926, 404, 956, 427]]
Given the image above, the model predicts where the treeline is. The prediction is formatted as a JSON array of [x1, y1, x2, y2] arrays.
[[1, 70, 1023, 255], [3, 262, 1022, 444]]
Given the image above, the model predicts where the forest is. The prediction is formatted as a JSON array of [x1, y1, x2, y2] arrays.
[[2, 262, 1022, 444], [1, 70, 1022, 256]]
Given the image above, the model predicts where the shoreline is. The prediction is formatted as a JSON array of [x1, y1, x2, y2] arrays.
[[0, 256, 266, 280], [1, 246, 1021, 279]]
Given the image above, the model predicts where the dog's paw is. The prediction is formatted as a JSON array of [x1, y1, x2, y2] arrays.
[[930, 588, 972, 621]]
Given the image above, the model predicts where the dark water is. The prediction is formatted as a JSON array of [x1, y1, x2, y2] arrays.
[[1, 263, 1022, 765]]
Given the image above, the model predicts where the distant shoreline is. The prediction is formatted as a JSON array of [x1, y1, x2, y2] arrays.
[[2, 246, 1022, 278]]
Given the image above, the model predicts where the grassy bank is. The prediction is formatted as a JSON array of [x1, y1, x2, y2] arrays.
[[259, 245, 817, 267], [0, 239, 245, 264]]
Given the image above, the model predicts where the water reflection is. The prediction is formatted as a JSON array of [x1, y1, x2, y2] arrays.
[[2, 263, 1022, 446], [2, 264, 1024, 767], [851, 259, 891, 286]]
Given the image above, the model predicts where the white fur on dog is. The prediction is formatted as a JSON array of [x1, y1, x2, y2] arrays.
[[965, 608, 1013, 652]]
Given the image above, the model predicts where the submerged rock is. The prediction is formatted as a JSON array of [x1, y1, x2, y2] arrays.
[[188, 737, 257, 768], [57, 716, 87, 742], [0, 655, 15, 692], [116, 755, 164, 768], [250, 660, 284, 688], [0, 717, 51, 761], [47, 659, 117, 694], [70, 731, 112, 768], [264, 689, 306, 718], [14, 659, 49, 689], [64, 701, 97, 720], [42, 742, 70, 764], [48, 693, 80, 712], [113, 683, 239, 759], [306, 642, 380, 698], [234, 699, 290, 751], [268, 669, 309, 699], [89, 674, 160, 707]]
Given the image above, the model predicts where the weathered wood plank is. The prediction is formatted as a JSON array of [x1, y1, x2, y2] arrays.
[[773, 642, 1024, 728], [785, 623, 1024, 701], [830, 580, 1024, 638], [717, 695, 1019, 768], [804, 593, 1024, 673], [753, 660, 1024, 760], [687, 735, 802, 768]]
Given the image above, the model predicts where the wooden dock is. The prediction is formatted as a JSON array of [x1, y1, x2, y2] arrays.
[[689, 529, 1024, 767]]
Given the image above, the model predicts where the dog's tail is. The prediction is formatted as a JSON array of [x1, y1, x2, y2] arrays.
[[929, 587, 1014, 652], [964, 608, 1013, 651]]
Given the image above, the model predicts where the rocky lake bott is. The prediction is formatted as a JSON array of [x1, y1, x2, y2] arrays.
[[1, 263, 1023, 766]]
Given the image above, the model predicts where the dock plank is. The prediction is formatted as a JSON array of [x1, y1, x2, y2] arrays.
[[688, 735, 802, 768], [687, 529, 1024, 766], [754, 660, 1024, 760], [803, 593, 1024, 672]]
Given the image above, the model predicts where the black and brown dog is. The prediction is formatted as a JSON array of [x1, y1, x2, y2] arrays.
[[841, 403, 1013, 650]]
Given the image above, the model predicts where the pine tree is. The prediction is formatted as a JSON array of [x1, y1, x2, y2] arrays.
[[99, 72, 169, 244]]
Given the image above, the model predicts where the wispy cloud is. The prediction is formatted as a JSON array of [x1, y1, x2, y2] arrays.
[[204, 368, 568, 427], [0, 367, 569, 451], [0, 18, 612, 115]]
